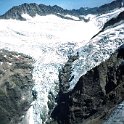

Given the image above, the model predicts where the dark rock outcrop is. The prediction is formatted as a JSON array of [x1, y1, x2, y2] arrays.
[[52, 44, 124, 124], [59, 54, 79, 93], [0, 49, 34, 124]]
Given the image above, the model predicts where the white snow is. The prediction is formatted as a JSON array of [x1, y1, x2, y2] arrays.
[[0, 14, 100, 124], [0, 7, 124, 124]]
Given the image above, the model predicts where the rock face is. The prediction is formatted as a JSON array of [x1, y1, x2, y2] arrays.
[[0, 49, 34, 124], [52, 44, 124, 124]]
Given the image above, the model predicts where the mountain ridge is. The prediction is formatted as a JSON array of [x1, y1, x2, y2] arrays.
[[92, 10, 124, 39], [0, 0, 124, 20]]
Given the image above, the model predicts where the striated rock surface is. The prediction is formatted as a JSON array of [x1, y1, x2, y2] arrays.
[[0, 49, 34, 124], [52, 44, 124, 124]]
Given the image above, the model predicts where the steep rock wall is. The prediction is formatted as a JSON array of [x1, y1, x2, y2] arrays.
[[52, 44, 124, 124]]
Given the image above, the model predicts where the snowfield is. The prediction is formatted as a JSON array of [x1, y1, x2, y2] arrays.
[[0, 7, 124, 124]]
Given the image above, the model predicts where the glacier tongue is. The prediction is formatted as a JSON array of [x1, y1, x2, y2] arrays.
[[0, 14, 100, 124], [0, 8, 124, 123]]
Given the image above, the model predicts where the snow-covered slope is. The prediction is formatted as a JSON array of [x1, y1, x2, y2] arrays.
[[0, 7, 124, 124], [0, 13, 99, 124]]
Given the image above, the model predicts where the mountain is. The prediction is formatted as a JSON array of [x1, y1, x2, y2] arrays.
[[0, 0, 124, 21], [0, 3, 66, 21], [0, 0, 124, 124]]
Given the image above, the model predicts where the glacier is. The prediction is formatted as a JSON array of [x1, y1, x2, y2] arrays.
[[0, 7, 124, 124]]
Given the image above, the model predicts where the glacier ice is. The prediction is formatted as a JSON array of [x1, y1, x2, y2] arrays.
[[0, 8, 124, 123]]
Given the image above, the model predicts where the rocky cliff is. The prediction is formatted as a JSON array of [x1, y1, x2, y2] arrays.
[[0, 49, 34, 124], [51, 44, 124, 124]]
